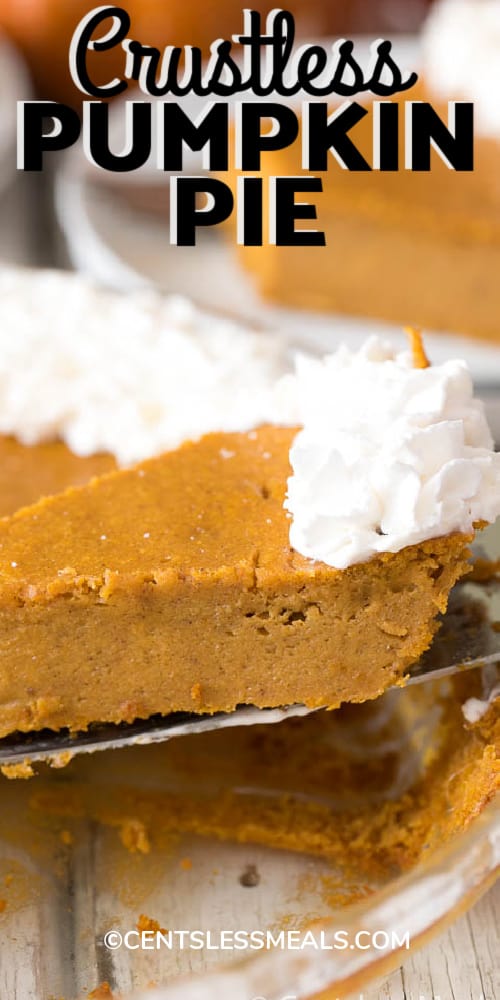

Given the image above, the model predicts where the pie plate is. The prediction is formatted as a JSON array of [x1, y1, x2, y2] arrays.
[[0, 33, 30, 198], [53, 32, 500, 395], [0, 527, 498, 1000]]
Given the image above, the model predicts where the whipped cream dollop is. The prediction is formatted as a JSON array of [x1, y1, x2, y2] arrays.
[[0, 268, 292, 465], [462, 685, 500, 724], [1, 269, 499, 572], [282, 337, 500, 569], [422, 0, 500, 137], [462, 665, 500, 723]]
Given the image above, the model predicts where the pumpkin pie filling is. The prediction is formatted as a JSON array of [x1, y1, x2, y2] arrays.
[[0, 425, 473, 738], [0, 435, 116, 519], [0, 274, 498, 743]]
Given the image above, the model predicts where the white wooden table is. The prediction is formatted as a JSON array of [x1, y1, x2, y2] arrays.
[[370, 882, 499, 1000]]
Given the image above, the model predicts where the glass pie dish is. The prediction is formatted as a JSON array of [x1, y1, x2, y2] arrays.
[[0, 34, 30, 195], [0, 526, 498, 1000]]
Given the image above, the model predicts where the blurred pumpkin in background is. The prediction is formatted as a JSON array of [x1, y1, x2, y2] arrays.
[[0, 0, 434, 106]]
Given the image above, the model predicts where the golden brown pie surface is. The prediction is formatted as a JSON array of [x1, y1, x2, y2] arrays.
[[0, 436, 116, 519], [0, 426, 471, 738]]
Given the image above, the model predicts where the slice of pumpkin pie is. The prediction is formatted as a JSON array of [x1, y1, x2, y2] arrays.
[[0, 273, 499, 739], [0, 423, 477, 738]]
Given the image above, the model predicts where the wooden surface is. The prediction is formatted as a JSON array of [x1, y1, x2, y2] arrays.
[[370, 882, 499, 1000]]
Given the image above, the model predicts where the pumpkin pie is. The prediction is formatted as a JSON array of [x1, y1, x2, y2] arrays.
[[227, 82, 500, 343], [0, 424, 472, 739], [0, 435, 116, 519]]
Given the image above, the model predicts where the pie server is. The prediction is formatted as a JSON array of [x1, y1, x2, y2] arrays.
[[0, 570, 499, 770]]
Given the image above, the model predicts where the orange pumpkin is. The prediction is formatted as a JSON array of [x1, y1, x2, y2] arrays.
[[0, 1, 433, 106]]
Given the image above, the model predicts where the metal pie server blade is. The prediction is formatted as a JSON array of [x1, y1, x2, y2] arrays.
[[0, 571, 499, 769]]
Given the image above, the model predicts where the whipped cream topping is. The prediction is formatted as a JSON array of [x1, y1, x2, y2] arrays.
[[282, 337, 500, 569], [462, 685, 500, 724], [462, 664, 500, 723], [0, 268, 291, 465], [1, 269, 499, 572], [422, 0, 500, 138]]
